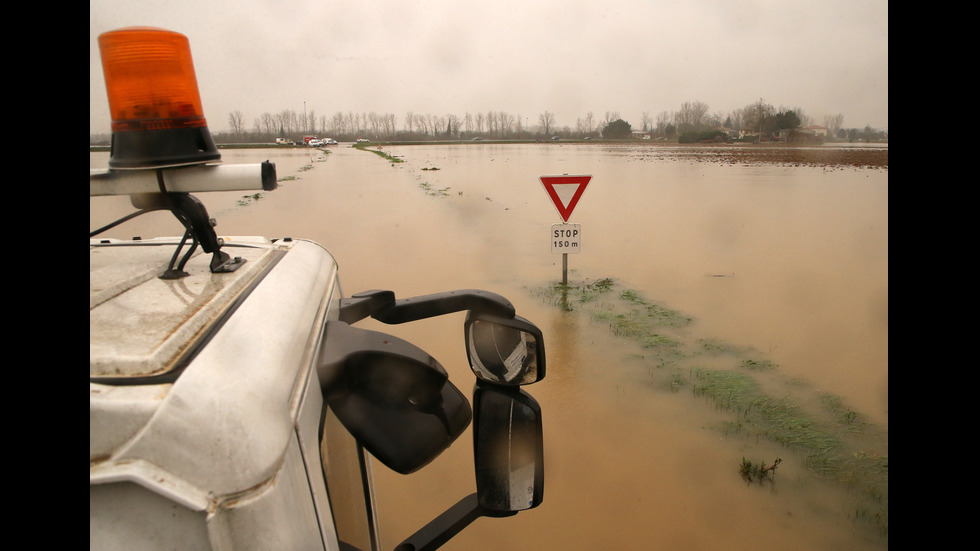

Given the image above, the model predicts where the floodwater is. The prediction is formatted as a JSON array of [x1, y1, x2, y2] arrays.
[[90, 142, 887, 550]]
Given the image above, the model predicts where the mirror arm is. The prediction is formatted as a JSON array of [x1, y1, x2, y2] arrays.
[[372, 290, 516, 325], [393, 493, 515, 551], [338, 290, 396, 324], [338, 289, 513, 325]]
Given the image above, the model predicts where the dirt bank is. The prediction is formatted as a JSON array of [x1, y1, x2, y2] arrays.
[[626, 143, 888, 169], [703, 145, 888, 169]]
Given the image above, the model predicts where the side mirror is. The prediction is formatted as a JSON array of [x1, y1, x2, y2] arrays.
[[473, 383, 544, 512], [394, 384, 544, 550], [465, 313, 546, 386], [317, 321, 472, 475]]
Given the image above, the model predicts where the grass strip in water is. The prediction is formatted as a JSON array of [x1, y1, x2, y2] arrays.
[[354, 143, 405, 164], [531, 276, 887, 542]]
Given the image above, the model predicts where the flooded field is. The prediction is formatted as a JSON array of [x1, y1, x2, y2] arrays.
[[91, 142, 887, 550]]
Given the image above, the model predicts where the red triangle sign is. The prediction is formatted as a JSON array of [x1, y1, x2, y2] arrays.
[[540, 174, 592, 222]]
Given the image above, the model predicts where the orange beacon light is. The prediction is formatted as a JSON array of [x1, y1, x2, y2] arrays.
[[98, 27, 220, 169]]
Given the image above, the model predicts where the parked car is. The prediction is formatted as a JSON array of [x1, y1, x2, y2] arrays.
[[323, 138, 338, 145], [308, 139, 324, 147], [356, 138, 369, 143]]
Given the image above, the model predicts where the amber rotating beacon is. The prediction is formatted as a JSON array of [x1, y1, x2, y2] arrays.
[[98, 26, 221, 169]]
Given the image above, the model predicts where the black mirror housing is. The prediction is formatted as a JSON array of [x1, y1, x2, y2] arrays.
[[473, 383, 544, 512], [317, 321, 471, 474]]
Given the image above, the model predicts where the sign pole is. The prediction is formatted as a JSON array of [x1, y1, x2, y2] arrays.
[[562, 252, 568, 285]]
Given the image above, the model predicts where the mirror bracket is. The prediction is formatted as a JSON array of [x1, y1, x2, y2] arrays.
[[393, 493, 515, 551], [338, 290, 396, 324]]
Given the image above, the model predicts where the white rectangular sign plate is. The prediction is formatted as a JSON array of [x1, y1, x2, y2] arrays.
[[552, 223, 581, 253]]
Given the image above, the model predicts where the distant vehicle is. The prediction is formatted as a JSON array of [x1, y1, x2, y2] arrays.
[[471, 137, 482, 141], [308, 139, 324, 147], [275, 137, 294, 145], [356, 138, 369, 143], [584, 136, 592, 140], [550, 136, 560, 141], [323, 138, 338, 145]]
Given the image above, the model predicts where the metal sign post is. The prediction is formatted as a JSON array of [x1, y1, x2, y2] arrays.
[[540, 175, 591, 285]]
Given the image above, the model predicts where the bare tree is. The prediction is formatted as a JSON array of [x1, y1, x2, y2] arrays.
[[675, 101, 709, 130], [539, 111, 555, 135], [368, 112, 382, 136], [486, 111, 498, 137], [329, 112, 344, 135], [415, 113, 430, 136], [641, 111, 652, 132], [656, 111, 671, 136], [739, 99, 775, 135], [404, 111, 415, 134], [429, 114, 442, 136], [824, 113, 844, 135], [305, 109, 316, 134], [345, 112, 360, 136], [228, 110, 246, 137], [707, 111, 724, 128], [582, 112, 595, 134], [276, 109, 300, 136], [383, 113, 397, 137], [499, 112, 514, 136], [258, 112, 276, 136]]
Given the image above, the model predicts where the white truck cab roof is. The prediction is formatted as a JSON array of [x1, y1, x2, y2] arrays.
[[90, 236, 344, 549]]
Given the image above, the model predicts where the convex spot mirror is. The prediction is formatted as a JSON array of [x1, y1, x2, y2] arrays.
[[473, 383, 544, 512], [465, 313, 545, 386], [317, 321, 471, 474]]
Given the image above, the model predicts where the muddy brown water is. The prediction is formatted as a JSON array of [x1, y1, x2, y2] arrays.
[[91, 143, 887, 550]]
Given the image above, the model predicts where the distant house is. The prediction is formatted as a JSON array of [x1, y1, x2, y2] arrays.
[[801, 125, 828, 137], [631, 129, 651, 139]]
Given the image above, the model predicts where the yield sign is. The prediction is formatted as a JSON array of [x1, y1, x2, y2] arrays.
[[540, 174, 592, 222]]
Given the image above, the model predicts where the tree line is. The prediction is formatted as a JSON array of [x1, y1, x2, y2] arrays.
[[89, 98, 886, 145]]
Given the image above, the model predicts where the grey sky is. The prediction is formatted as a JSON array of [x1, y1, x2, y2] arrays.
[[90, 0, 888, 135]]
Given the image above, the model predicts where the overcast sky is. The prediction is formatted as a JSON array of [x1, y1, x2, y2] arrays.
[[90, 0, 887, 135]]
